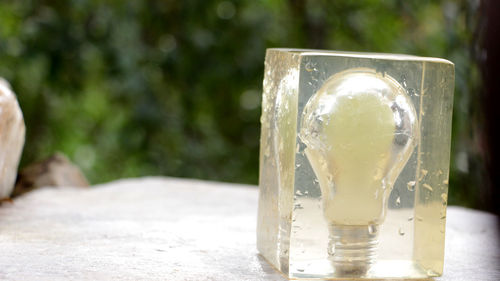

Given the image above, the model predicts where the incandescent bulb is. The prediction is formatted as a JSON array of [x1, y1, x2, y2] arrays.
[[299, 68, 418, 274]]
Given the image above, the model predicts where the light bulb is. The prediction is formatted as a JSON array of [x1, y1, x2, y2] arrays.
[[299, 68, 418, 274]]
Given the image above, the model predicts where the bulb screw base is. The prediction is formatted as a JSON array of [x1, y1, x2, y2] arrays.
[[328, 224, 379, 275]]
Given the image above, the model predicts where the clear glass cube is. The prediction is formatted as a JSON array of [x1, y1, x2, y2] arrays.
[[257, 49, 454, 279]]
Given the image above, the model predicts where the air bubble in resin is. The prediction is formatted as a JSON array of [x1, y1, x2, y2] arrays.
[[407, 181, 416, 191]]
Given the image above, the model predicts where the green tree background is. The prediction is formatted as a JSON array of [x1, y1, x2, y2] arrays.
[[0, 0, 483, 207]]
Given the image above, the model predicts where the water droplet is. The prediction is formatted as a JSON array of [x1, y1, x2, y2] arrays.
[[381, 181, 388, 190], [297, 268, 305, 272], [419, 169, 428, 181], [295, 163, 301, 168], [296, 143, 300, 153], [440, 209, 446, 217], [416, 216, 423, 222], [398, 227, 405, 236], [304, 190, 309, 195], [407, 181, 416, 191], [305, 62, 316, 72], [295, 190, 303, 196], [442, 179, 449, 185], [328, 240, 336, 256], [408, 216, 414, 221], [294, 203, 303, 210], [396, 196, 401, 206], [426, 269, 438, 276], [402, 77, 408, 88], [437, 169, 443, 175], [368, 224, 378, 235], [423, 183, 433, 192], [327, 174, 333, 182], [441, 193, 447, 205]]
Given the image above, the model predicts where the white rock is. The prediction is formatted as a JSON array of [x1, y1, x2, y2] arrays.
[[0, 78, 26, 199]]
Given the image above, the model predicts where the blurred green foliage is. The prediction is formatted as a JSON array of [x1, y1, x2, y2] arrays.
[[0, 0, 483, 207]]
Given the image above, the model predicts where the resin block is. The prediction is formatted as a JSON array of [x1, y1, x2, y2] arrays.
[[257, 49, 454, 279]]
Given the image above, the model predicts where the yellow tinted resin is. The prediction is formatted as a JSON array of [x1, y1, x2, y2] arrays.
[[257, 49, 454, 279]]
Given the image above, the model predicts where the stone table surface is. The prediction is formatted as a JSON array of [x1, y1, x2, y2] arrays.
[[0, 177, 498, 280]]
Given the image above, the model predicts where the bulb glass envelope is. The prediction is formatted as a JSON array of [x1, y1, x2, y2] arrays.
[[257, 49, 454, 279]]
